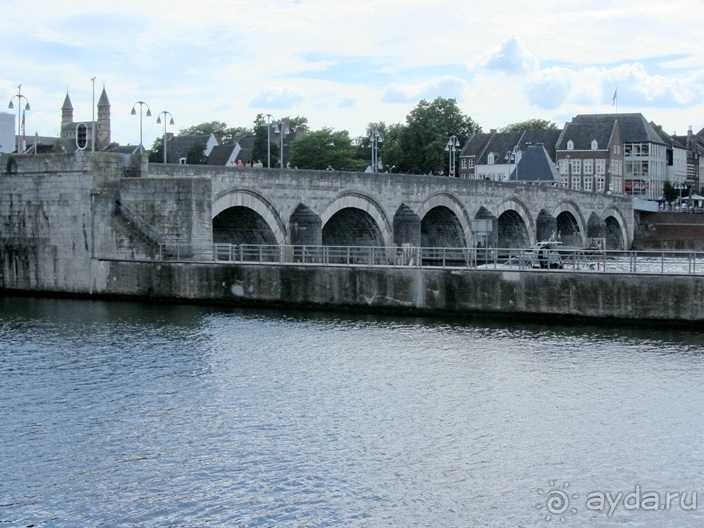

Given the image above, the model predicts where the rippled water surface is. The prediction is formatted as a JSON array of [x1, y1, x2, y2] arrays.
[[2, 296, 704, 527]]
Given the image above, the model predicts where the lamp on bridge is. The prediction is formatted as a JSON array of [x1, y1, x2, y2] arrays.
[[369, 128, 384, 173], [8, 84, 30, 154], [261, 114, 274, 168], [445, 135, 460, 177], [273, 120, 290, 168], [156, 111, 175, 164], [131, 101, 152, 153]]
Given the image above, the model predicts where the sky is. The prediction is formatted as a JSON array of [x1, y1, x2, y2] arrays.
[[2, 0, 704, 149]]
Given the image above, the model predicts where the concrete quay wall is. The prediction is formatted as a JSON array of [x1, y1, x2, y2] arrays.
[[97, 261, 704, 324]]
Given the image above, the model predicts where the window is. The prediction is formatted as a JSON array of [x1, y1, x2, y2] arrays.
[[468, 157, 475, 168], [571, 159, 581, 175], [567, 140, 574, 150], [596, 159, 606, 174], [560, 159, 569, 174], [597, 175, 605, 192], [591, 139, 598, 150], [461, 158, 468, 169], [584, 177, 593, 192], [571, 176, 581, 190], [488, 153, 495, 165], [583, 159, 593, 175]]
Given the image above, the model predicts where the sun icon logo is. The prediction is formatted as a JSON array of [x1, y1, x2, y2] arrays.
[[537, 480, 579, 522]]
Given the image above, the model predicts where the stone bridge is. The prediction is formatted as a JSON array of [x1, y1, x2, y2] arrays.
[[148, 162, 633, 250]]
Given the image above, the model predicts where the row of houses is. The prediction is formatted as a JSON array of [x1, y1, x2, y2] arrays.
[[458, 113, 704, 201], [4, 86, 703, 202]]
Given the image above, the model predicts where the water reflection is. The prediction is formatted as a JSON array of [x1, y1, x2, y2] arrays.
[[1, 296, 703, 527]]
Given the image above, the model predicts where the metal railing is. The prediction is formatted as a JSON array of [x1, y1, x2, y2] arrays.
[[152, 242, 704, 275]]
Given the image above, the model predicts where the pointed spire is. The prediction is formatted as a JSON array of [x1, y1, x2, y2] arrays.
[[98, 86, 110, 107], [62, 91, 73, 110]]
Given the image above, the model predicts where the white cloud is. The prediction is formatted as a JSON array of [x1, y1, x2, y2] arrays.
[[475, 36, 540, 75]]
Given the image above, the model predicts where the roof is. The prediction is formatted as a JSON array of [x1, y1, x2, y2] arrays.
[[511, 145, 559, 182], [166, 134, 213, 163], [569, 113, 665, 144], [461, 129, 562, 164], [206, 144, 237, 166], [460, 130, 523, 165], [556, 121, 616, 151]]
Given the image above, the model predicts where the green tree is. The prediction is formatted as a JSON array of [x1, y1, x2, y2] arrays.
[[178, 121, 245, 142], [186, 142, 207, 165], [290, 128, 364, 171], [398, 97, 481, 175], [148, 137, 164, 163], [499, 119, 558, 132]]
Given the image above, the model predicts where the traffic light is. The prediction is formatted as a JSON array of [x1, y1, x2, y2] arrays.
[[76, 123, 87, 150]]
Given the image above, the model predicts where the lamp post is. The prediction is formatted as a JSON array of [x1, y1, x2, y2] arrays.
[[260, 114, 274, 168], [91, 77, 96, 152], [505, 146, 519, 182], [445, 135, 460, 177], [273, 120, 289, 168], [130, 101, 152, 153], [156, 111, 174, 164], [8, 84, 30, 154], [369, 129, 384, 172]]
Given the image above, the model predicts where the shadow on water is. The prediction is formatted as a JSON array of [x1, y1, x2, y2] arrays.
[[3, 293, 704, 350]]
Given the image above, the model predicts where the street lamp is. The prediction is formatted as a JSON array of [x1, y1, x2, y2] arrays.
[[156, 111, 174, 164], [8, 84, 30, 154], [273, 120, 290, 168], [369, 128, 383, 172], [130, 101, 152, 153], [505, 146, 520, 182], [445, 135, 460, 177], [260, 114, 275, 168]]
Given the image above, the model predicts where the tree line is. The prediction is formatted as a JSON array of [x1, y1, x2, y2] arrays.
[[149, 97, 557, 174]]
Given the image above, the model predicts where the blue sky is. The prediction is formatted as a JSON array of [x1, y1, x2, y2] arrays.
[[2, 0, 704, 148]]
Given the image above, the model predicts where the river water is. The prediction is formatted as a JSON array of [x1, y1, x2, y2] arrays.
[[1, 296, 704, 527]]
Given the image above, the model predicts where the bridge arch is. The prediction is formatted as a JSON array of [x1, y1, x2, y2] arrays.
[[496, 198, 535, 248], [321, 191, 392, 246], [552, 200, 587, 247], [601, 206, 629, 250], [212, 189, 287, 245], [417, 192, 472, 247]]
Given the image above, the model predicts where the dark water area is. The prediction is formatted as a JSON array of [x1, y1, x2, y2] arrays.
[[1, 296, 703, 527]]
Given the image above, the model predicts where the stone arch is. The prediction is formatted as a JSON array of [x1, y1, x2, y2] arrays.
[[417, 192, 472, 246], [212, 189, 287, 245], [552, 201, 588, 247], [496, 198, 535, 248], [321, 191, 392, 246], [601, 206, 630, 250]]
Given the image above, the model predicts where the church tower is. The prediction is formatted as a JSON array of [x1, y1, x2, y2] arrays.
[[61, 92, 74, 136], [96, 87, 111, 147]]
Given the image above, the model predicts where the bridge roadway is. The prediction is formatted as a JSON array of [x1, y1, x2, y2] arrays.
[[148, 163, 634, 251]]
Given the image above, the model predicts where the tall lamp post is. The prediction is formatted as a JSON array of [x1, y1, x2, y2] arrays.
[[261, 114, 274, 168], [130, 101, 152, 153], [445, 135, 460, 177], [273, 120, 290, 168], [8, 84, 30, 154], [370, 129, 383, 172], [91, 77, 96, 152], [156, 111, 174, 164]]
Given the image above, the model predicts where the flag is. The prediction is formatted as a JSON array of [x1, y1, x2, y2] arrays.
[[612, 88, 617, 106]]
